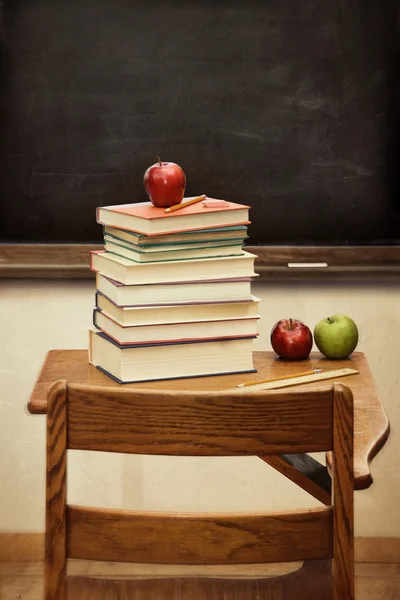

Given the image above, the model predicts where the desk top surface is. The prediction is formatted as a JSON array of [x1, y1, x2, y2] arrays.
[[28, 350, 389, 490]]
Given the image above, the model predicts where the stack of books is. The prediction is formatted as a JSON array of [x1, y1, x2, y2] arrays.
[[89, 197, 260, 383]]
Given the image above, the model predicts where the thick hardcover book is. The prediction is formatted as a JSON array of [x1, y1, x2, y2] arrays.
[[95, 292, 260, 325], [93, 307, 260, 345], [90, 250, 257, 285], [95, 274, 254, 307], [89, 329, 256, 384]]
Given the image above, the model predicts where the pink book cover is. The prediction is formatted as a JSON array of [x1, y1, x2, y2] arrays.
[[99, 198, 249, 220], [96, 198, 250, 234], [90, 250, 99, 273]]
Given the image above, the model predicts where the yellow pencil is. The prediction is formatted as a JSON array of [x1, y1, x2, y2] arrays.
[[236, 369, 323, 388], [164, 194, 207, 213]]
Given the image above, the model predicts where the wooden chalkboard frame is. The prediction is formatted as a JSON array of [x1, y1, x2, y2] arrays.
[[1, 244, 399, 280]]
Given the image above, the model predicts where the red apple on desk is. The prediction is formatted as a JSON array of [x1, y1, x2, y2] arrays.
[[270, 318, 313, 360], [144, 157, 186, 208]]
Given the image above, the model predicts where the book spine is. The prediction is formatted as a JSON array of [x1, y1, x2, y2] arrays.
[[89, 251, 96, 272], [93, 309, 101, 330], [89, 251, 103, 275], [96, 290, 120, 308], [88, 330, 93, 364], [95, 309, 122, 328]]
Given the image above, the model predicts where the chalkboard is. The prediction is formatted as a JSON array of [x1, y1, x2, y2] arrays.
[[0, 0, 399, 245]]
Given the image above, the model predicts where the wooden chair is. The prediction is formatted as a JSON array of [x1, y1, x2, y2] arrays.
[[45, 380, 354, 600]]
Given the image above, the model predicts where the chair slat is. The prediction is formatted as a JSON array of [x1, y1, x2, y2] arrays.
[[67, 385, 333, 455], [67, 505, 333, 565]]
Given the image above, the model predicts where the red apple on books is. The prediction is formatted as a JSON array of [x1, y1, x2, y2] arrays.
[[270, 318, 313, 360], [144, 157, 186, 208]]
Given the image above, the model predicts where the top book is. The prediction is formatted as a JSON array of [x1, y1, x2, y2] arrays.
[[97, 197, 250, 236]]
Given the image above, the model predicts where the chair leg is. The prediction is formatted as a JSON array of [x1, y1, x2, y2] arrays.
[[45, 381, 68, 600], [333, 384, 355, 600]]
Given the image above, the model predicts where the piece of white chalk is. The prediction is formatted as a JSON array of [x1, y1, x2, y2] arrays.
[[287, 262, 328, 268]]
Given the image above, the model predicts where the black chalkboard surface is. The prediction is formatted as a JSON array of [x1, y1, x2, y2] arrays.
[[0, 0, 399, 245]]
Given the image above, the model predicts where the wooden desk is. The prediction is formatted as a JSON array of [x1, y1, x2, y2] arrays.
[[28, 350, 389, 498]]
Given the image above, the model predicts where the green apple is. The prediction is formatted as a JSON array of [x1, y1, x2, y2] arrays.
[[314, 314, 359, 359]]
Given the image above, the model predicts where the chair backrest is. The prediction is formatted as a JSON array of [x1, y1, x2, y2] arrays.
[[45, 381, 354, 600]]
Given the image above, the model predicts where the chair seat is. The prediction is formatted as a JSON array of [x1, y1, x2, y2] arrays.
[[67, 560, 333, 600]]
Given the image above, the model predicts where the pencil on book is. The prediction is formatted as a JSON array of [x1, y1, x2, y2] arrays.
[[164, 194, 207, 213], [236, 369, 323, 388]]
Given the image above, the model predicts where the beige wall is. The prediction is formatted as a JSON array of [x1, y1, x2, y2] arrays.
[[0, 278, 398, 536]]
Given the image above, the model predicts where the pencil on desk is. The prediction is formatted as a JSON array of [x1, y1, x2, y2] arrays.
[[236, 369, 323, 388], [164, 194, 207, 213]]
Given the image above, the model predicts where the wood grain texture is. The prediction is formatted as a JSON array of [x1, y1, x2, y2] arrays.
[[4, 559, 400, 600], [249, 246, 400, 269], [0, 534, 44, 561], [43, 377, 355, 596], [67, 505, 333, 565], [332, 383, 355, 600], [66, 559, 302, 580], [1, 534, 395, 564], [355, 537, 400, 563], [260, 455, 331, 506], [28, 350, 390, 490], [0, 244, 101, 278], [0, 559, 334, 600], [0, 558, 303, 580], [2, 244, 400, 279], [45, 381, 67, 600], [67, 384, 333, 455]]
